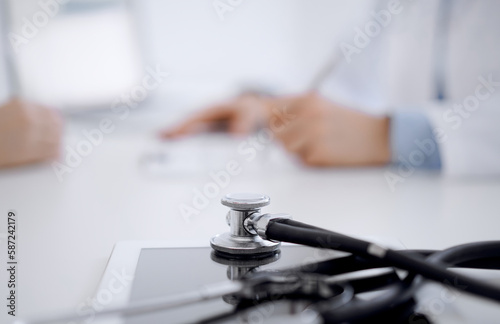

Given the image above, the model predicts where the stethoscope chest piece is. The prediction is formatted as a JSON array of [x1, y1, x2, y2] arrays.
[[211, 193, 281, 257]]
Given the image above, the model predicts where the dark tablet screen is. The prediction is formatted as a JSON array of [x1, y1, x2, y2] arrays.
[[126, 245, 338, 323]]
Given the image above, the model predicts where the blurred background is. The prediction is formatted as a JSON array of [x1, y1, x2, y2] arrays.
[[3, 0, 369, 113]]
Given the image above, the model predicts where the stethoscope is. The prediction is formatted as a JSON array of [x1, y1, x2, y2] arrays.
[[22, 193, 500, 324]]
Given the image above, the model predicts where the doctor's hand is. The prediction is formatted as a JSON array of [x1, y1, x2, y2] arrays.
[[271, 93, 391, 166], [160, 93, 271, 138], [0, 98, 63, 168], [160, 92, 391, 167]]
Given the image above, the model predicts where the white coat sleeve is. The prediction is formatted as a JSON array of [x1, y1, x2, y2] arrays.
[[422, 86, 500, 177]]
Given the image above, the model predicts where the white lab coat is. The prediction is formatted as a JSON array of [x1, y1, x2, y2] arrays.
[[319, 0, 500, 176]]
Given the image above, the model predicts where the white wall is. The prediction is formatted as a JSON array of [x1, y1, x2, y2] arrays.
[[134, 0, 369, 94], [0, 10, 10, 104]]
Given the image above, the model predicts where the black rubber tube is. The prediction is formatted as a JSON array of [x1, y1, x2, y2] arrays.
[[266, 221, 500, 303]]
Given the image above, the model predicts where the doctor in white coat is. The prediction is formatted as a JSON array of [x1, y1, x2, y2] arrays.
[[163, 0, 500, 178]]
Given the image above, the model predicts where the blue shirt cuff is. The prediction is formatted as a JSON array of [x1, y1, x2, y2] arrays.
[[390, 111, 442, 170]]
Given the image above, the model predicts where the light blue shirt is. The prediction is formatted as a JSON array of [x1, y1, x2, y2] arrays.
[[391, 111, 442, 169]]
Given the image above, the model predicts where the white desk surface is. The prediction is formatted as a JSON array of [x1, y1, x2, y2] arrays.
[[0, 105, 499, 323]]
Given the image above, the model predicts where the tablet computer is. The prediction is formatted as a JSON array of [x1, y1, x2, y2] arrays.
[[95, 241, 340, 324]]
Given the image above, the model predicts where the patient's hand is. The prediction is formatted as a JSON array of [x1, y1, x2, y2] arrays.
[[160, 92, 391, 167], [0, 98, 63, 168]]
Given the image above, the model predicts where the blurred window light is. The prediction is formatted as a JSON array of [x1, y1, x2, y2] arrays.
[[7, 0, 144, 110]]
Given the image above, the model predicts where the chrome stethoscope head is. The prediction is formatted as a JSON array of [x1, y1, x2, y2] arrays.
[[210, 193, 290, 258]]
